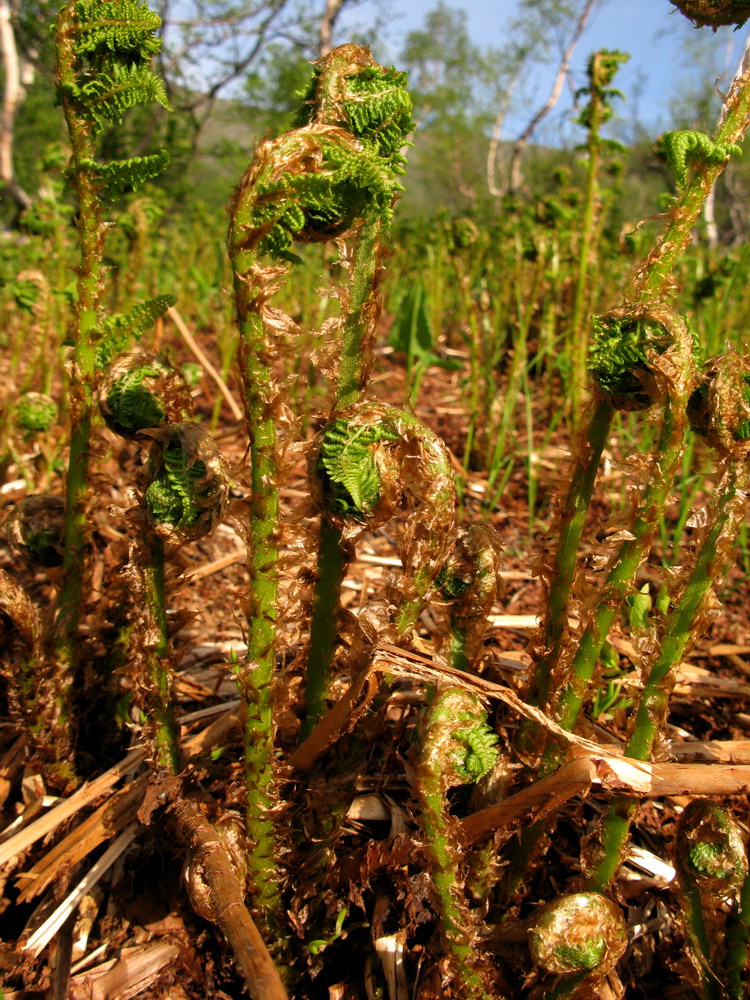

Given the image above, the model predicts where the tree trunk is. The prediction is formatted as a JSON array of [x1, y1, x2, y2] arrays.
[[318, 0, 343, 59], [0, 0, 31, 215], [507, 0, 596, 195]]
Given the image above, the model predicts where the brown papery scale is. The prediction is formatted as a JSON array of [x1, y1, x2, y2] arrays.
[[528, 892, 627, 975], [672, 1, 750, 27], [98, 348, 193, 440], [6, 494, 66, 567]]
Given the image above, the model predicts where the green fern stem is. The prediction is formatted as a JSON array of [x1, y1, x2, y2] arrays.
[[633, 69, 750, 303], [726, 870, 750, 999], [141, 534, 180, 774], [503, 346, 691, 905], [303, 216, 385, 737], [232, 306, 281, 922], [517, 394, 614, 753], [587, 466, 746, 893], [53, 3, 105, 749], [302, 517, 349, 738], [570, 51, 628, 406], [414, 688, 499, 999]]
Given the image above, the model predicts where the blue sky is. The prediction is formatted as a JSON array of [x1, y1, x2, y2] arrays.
[[337, 0, 748, 141]]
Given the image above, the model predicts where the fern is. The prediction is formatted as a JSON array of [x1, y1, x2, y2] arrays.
[[72, 0, 162, 59], [146, 445, 209, 529], [588, 314, 674, 409], [452, 714, 499, 782], [104, 363, 166, 435], [658, 129, 741, 187], [14, 393, 57, 434], [95, 294, 175, 368], [294, 62, 414, 161], [81, 149, 171, 196], [74, 61, 171, 128], [252, 135, 403, 260], [318, 418, 399, 518]]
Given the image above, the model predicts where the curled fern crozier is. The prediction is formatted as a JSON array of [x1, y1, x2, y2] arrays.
[[145, 424, 229, 543], [99, 349, 193, 439], [6, 495, 66, 568]]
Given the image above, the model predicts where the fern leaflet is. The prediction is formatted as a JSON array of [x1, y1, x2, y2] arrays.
[[72, 0, 162, 59], [95, 294, 175, 368]]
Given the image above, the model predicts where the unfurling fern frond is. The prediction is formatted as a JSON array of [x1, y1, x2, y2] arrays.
[[657, 129, 741, 187], [71, 0, 163, 58], [75, 61, 171, 128], [6, 495, 66, 568], [145, 424, 228, 543], [293, 48, 414, 162], [528, 894, 627, 976], [452, 715, 499, 782], [687, 354, 750, 454], [82, 148, 170, 195], [318, 418, 399, 517], [588, 308, 695, 410], [14, 393, 57, 434], [94, 294, 176, 368], [99, 350, 192, 438], [236, 128, 404, 262]]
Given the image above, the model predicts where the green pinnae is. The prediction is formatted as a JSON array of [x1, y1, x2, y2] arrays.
[[317, 418, 399, 519], [146, 446, 208, 528], [436, 564, 472, 600], [554, 939, 607, 972], [15, 393, 57, 434], [588, 314, 672, 410], [252, 134, 403, 260], [292, 53, 414, 160], [528, 892, 627, 976], [452, 716, 499, 782], [105, 365, 166, 435]]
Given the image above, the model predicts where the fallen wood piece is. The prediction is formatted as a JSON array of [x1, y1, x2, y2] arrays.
[[170, 798, 288, 1000], [3, 940, 183, 1000], [23, 824, 139, 958], [16, 776, 148, 903], [0, 747, 146, 869], [459, 755, 750, 847], [288, 664, 382, 772]]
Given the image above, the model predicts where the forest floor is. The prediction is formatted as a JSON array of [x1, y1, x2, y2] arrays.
[[1, 331, 750, 999]]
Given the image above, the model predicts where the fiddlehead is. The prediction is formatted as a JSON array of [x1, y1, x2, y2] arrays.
[[688, 353, 750, 454], [588, 306, 695, 411], [311, 400, 456, 618], [674, 801, 748, 999], [657, 130, 741, 188], [528, 893, 627, 976], [144, 424, 229, 545], [6, 495, 66, 568], [438, 523, 504, 672], [98, 349, 193, 438], [14, 393, 57, 435]]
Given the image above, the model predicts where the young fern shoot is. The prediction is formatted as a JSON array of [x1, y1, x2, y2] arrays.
[[227, 45, 411, 923], [52, 0, 173, 769]]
